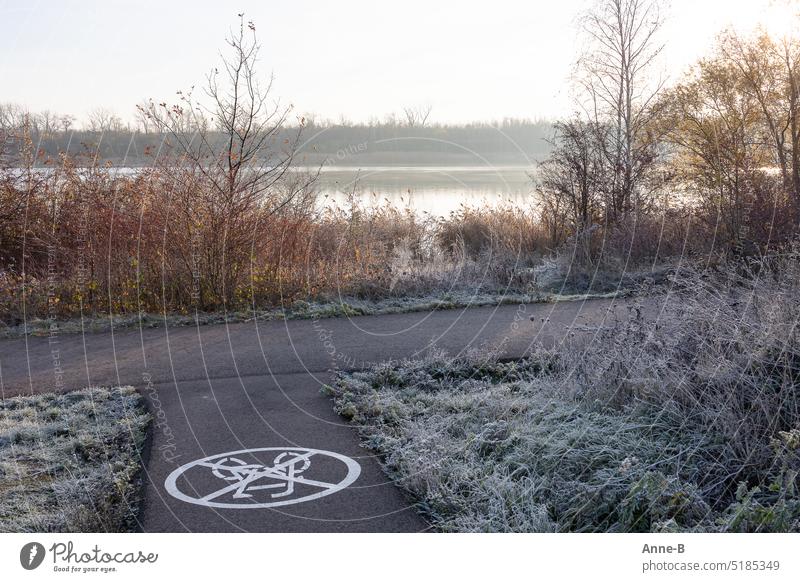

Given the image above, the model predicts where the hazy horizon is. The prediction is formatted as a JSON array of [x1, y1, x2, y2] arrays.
[[2, 0, 797, 127]]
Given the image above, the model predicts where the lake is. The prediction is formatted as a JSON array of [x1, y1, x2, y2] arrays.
[[21, 164, 540, 218], [309, 165, 538, 217]]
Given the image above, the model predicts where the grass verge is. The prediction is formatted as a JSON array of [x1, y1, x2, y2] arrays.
[[0, 386, 150, 532], [326, 261, 800, 532]]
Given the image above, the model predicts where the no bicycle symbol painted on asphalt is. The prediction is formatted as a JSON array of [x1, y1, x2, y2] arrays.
[[165, 447, 361, 509]]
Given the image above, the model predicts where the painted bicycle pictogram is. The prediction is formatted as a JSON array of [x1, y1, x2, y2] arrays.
[[165, 447, 361, 509]]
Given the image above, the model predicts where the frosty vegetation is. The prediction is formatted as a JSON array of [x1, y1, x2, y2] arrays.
[[327, 256, 800, 532], [0, 386, 150, 532]]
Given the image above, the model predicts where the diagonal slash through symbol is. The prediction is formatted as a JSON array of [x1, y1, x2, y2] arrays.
[[165, 447, 361, 509]]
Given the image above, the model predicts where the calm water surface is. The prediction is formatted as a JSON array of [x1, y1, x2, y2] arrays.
[[32, 164, 539, 218], [308, 165, 537, 217]]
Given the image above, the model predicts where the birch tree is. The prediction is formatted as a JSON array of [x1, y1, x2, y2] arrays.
[[579, 0, 666, 219]]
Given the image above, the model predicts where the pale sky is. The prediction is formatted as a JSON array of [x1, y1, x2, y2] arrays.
[[0, 0, 795, 125]]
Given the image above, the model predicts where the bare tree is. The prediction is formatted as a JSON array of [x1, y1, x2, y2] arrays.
[[537, 118, 605, 256], [0, 103, 30, 132], [578, 0, 666, 219], [36, 110, 60, 136], [138, 14, 316, 307], [134, 103, 154, 134], [87, 108, 124, 132], [59, 114, 75, 133], [402, 104, 432, 127]]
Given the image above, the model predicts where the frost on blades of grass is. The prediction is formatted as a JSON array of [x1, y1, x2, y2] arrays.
[[326, 260, 800, 532], [0, 386, 150, 532]]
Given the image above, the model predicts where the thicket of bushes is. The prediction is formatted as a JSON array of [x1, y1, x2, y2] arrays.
[[0, 157, 553, 325]]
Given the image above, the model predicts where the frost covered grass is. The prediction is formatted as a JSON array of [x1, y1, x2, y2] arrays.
[[0, 386, 150, 532], [326, 257, 800, 532]]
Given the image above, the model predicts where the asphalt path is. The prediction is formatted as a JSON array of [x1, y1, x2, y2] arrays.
[[0, 297, 645, 532]]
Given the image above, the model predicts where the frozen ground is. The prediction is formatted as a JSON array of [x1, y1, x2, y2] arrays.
[[0, 386, 150, 532]]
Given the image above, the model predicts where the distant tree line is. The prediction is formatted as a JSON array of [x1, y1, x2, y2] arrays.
[[0, 100, 553, 165]]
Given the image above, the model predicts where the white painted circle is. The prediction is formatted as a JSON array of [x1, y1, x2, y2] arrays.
[[165, 447, 361, 509]]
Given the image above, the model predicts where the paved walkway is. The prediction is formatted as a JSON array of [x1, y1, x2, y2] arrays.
[[0, 297, 639, 531]]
